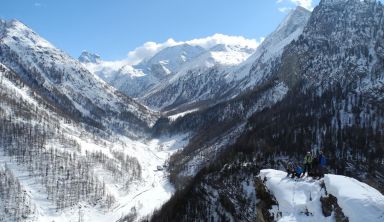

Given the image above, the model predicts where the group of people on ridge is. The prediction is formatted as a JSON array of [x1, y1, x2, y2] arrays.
[[286, 150, 326, 179]]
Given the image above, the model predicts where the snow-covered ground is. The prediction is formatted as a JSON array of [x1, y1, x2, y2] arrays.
[[260, 169, 384, 222]]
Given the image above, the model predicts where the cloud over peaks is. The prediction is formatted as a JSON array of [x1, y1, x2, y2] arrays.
[[124, 34, 263, 65], [126, 39, 178, 65]]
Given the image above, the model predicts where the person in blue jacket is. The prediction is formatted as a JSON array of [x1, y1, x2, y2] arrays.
[[317, 150, 326, 178], [295, 164, 303, 179]]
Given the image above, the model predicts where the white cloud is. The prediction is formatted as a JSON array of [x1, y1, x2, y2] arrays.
[[124, 34, 263, 65], [185, 34, 261, 50], [126, 38, 178, 65], [34, 2, 42, 7], [277, 0, 313, 10]]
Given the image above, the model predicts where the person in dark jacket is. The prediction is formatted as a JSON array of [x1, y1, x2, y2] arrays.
[[286, 160, 296, 178], [311, 153, 319, 177]]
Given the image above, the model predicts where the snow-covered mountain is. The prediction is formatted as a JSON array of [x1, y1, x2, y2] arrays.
[[80, 44, 208, 98], [137, 43, 206, 76], [80, 39, 257, 101], [141, 6, 310, 111], [111, 44, 208, 97], [0, 19, 158, 135]]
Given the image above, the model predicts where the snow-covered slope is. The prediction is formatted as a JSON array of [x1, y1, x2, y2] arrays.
[[260, 169, 384, 222], [0, 19, 158, 134]]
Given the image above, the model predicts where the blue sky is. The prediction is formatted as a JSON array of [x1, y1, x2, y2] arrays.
[[1, 0, 320, 61]]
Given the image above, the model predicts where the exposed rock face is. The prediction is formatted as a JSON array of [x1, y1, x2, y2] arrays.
[[320, 194, 349, 221], [254, 177, 277, 222]]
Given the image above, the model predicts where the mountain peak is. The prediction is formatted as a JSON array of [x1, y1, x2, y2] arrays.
[[6, 19, 34, 33], [78, 51, 101, 63], [294, 5, 310, 13], [1, 19, 57, 51], [139, 43, 206, 74], [276, 5, 311, 33]]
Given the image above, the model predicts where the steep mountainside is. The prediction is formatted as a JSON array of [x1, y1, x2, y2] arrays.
[[0, 19, 158, 136], [279, 0, 384, 94], [230, 6, 311, 92]]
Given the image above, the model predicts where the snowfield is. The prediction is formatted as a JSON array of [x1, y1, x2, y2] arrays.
[[259, 169, 384, 222]]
